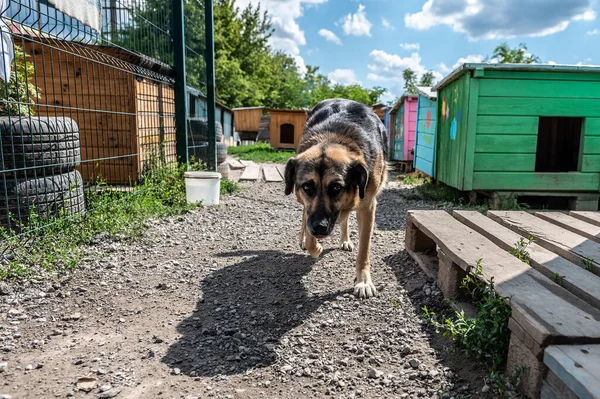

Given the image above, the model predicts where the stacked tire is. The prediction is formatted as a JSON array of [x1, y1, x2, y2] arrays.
[[187, 117, 229, 178], [0, 117, 85, 229]]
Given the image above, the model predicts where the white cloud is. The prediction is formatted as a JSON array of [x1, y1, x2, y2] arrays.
[[399, 42, 420, 51], [342, 4, 373, 36], [438, 54, 486, 74], [367, 50, 442, 92], [405, 0, 596, 40], [588, 28, 600, 35], [382, 18, 393, 30], [318, 29, 342, 45], [234, 0, 328, 74], [328, 69, 362, 85]]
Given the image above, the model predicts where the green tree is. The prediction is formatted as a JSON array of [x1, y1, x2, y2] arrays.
[[403, 68, 417, 94], [489, 43, 540, 64], [419, 71, 435, 87]]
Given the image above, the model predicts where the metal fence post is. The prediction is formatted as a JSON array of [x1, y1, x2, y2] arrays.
[[205, 0, 217, 171], [173, 0, 188, 164]]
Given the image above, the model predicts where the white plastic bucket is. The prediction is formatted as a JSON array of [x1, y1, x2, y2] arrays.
[[184, 171, 221, 205]]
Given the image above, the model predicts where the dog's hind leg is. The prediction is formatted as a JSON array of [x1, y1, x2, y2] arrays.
[[339, 210, 354, 251], [353, 200, 377, 299]]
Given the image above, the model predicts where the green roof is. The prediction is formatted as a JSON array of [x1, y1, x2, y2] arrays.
[[433, 62, 600, 92]]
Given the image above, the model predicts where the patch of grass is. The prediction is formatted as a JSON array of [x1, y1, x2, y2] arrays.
[[509, 237, 533, 265], [400, 174, 431, 186], [227, 143, 294, 163], [220, 179, 240, 196], [423, 259, 512, 373], [495, 194, 530, 211], [583, 258, 594, 272], [0, 160, 227, 281], [417, 182, 461, 203]]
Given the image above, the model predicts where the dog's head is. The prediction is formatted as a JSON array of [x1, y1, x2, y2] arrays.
[[284, 144, 368, 238]]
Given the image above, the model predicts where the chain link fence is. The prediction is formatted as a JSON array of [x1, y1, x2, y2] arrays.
[[0, 0, 216, 247]]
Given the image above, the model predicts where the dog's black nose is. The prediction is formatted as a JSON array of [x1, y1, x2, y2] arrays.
[[312, 219, 329, 235]]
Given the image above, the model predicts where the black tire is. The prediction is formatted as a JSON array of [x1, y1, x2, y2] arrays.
[[188, 141, 208, 164], [188, 118, 224, 142], [0, 117, 81, 177], [216, 142, 227, 164], [0, 170, 86, 227]]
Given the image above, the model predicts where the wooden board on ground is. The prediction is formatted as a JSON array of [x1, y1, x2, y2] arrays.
[[488, 211, 600, 272], [570, 211, 600, 228], [239, 162, 260, 181], [544, 345, 600, 399], [407, 210, 600, 346], [536, 212, 600, 244], [453, 210, 600, 310], [227, 158, 246, 170], [263, 166, 283, 182], [276, 165, 286, 180], [239, 160, 251, 167]]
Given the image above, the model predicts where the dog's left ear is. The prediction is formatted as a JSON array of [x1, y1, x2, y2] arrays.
[[284, 157, 297, 195], [349, 161, 369, 199]]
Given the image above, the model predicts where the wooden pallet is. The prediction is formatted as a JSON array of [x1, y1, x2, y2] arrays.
[[475, 191, 600, 211], [405, 210, 600, 399]]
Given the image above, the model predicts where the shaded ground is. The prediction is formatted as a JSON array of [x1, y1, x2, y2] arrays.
[[0, 172, 489, 399]]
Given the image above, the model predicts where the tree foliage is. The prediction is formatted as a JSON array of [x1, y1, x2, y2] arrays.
[[488, 43, 540, 64]]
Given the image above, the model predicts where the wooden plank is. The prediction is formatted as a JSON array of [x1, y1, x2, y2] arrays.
[[226, 158, 246, 170], [582, 155, 600, 172], [239, 162, 260, 181], [476, 116, 539, 135], [586, 118, 600, 136], [407, 210, 600, 346], [544, 370, 580, 399], [536, 212, 600, 244], [488, 211, 600, 272], [263, 166, 283, 182], [570, 211, 600, 227], [473, 153, 535, 172], [405, 248, 439, 281], [472, 172, 600, 191], [463, 75, 480, 191], [453, 210, 600, 310], [584, 137, 600, 153], [544, 345, 600, 399], [481, 70, 600, 82], [239, 160, 251, 167], [478, 97, 600, 117], [479, 79, 600, 99], [474, 135, 537, 153], [276, 165, 286, 179]]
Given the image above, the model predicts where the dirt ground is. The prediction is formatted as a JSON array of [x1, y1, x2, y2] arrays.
[[0, 172, 490, 399]]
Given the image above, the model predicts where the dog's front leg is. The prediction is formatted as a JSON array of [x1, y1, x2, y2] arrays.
[[339, 210, 353, 251], [354, 200, 377, 298], [304, 230, 323, 259], [299, 207, 307, 250]]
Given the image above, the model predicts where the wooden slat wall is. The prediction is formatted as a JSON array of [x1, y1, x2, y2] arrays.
[[233, 108, 263, 132], [471, 71, 600, 192]]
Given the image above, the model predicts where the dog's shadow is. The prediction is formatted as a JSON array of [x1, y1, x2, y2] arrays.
[[161, 249, 342, 377]]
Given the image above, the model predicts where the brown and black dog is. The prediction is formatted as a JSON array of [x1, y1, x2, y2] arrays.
[[284, 99, 388, 298]]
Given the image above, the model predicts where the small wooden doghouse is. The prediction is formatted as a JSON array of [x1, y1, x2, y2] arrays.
[[433, 63, 600, 198], [269, 109, 307, 150], [390, 94, 418, 162], [23, 38, 177, 186], [371, 103, 387, 122], [232, 106, 264, 142], [414, 86, 438, 177]]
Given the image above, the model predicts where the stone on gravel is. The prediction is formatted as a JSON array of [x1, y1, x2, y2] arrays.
[[409, 359, 420, 369], [368, 367, 383, 379], [98, 387, 122, 398], [0, 362, 7, 372], [76, 376, 98, 392]]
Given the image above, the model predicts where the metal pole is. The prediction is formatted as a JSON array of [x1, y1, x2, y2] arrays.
[[205, 0, 217, 171], [173, 0, 188, 164]]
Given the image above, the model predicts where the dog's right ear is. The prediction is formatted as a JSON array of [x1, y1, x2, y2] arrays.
[[284, 157, 297, 195]]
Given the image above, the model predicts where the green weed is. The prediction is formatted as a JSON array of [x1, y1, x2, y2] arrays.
[[423, 259, 512, 372], [220, 179, 240, 196], [583, 258, 594, 272], [551, 272, 566, 286], [509, 237, 533, 265], [400, 174, 430, 186], [227, 143, 294, 163]]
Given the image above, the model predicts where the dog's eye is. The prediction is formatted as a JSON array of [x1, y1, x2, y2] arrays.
[[302, 183, 315, 195], [328, 183, 343, 195]]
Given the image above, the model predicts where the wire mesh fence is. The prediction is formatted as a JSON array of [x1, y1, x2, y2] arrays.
[[0, 0, 211, 249]]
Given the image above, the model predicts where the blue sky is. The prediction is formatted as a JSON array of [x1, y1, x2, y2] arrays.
[[234, 0, 600, 103]]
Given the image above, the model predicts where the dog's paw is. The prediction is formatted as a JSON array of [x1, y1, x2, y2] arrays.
[[341, 240, 354, 251], [353, 279, 377, 299], [299, 236, 306, 250], [308, 243, 323, 259]]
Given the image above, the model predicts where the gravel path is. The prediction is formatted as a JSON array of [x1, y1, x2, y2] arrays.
[[0, 175, 488, 399]]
